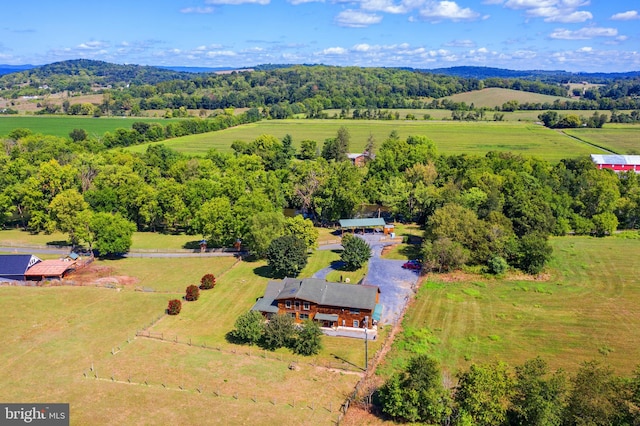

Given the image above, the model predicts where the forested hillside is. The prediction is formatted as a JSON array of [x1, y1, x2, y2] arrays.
[[1, 60, 639, 118]]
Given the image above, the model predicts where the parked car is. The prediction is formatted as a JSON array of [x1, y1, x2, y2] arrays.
[[402, 260, 422, 270]]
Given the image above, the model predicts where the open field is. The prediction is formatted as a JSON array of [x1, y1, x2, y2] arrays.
[[0, 229, 205, 251], [444, 88, 567, 108], [0, 246, 384, 424], [379, 236, 640, 379], [0, 115, 170, 138], [563, 124, 640, 154], [125, 120, 603, 162], [0, 285, 357, 425]]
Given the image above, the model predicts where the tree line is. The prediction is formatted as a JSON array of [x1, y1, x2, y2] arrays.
[[1, 125, 638, 270], [377, 354, 640, 425]]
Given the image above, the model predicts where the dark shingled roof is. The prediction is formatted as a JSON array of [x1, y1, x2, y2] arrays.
[[252, 278, 380, 314], [276, 278, 378, 310]]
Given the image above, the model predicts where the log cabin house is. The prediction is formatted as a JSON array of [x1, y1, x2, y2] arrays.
[[251, 278, 382, 330]]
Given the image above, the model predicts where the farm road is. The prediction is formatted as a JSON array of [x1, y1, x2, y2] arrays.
[[313, 234, 418, 326]]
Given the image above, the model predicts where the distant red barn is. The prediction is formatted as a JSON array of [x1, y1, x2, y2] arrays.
[[591, 154, 640, 172]]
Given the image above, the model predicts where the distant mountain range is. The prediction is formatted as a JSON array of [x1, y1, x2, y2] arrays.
[[0, 64, 36, 76], [0, 61, 638, 81]]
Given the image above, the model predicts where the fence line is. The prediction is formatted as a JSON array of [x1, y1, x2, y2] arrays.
[[84, 370, 342, 424], [133, 330, 366, 374]]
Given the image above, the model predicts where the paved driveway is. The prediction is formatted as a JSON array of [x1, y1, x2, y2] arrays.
[[314, 234, 418, 326], [358, 235, 418, 326]]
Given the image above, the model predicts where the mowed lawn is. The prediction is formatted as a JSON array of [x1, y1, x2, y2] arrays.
[[381, 236, 640, 378], [564, 124, 640, 154], [125, 120, 601, 162]]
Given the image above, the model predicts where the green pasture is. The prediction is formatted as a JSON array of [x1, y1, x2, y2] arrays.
[[126, 119, 603, 162], [380, 236, 640, 378], [0, 115, 168, 138], [563, 124, 640, 154]]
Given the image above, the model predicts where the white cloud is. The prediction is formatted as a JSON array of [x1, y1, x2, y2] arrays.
[[180, 7, 215, 13], [611, 10, 639, 21], [360, 0, 406, 14], [335, 9, 383, 27], [577, 46, 592, 52], [205, 50, 237, 57], [287, 0, 324, 5], [419, 1, 481, 22], [77, 41, 110, 50], [545, 10, 592, 22], [501, 0, 591, 23], [205, 0, 269, 5], [321, 47, 348, 55], [444, 39, 476, 47], [550, 27, 618, 40]]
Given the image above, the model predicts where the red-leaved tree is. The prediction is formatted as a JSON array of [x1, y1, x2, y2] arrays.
[[167, 299, 182, 315], [185, 285, 200, 301], [200, 274, 216, 290]]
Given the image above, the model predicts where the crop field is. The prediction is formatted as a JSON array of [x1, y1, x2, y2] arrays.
[[563, 124, 640, 154], [444, 88, 568, 108], [0, 115, 169, 138], [126, 119, 602, 162], [380, 235, 640, 379]]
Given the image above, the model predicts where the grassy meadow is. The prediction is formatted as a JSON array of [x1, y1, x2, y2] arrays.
[[563, 124, 640, 155], [0, 237, 386, 425], [380, 235, 640, 379], [125, 119, 603, 162]]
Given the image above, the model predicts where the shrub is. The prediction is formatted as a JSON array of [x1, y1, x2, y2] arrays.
[[167, 299, 182, 315], [487, 256, 508, 275], [185, 285, 200, 301], [200, 273, 216, 290]]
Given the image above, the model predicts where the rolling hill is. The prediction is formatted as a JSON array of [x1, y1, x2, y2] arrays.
[[444, 87, 567, 108]]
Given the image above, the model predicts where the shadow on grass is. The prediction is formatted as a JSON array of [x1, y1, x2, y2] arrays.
[[398, 244, 422, 260], [331, 353, 365, 372], [253, 265, 274, 279], [46, 240, 72, 247], [330, 260, 346, 271], [182, 240, 203, 250]]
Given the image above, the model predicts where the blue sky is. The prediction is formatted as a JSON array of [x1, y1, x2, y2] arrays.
[[1, 0, 638, 72]]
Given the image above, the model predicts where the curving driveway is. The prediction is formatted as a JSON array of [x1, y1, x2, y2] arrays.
[[314, 234, 418, 326]]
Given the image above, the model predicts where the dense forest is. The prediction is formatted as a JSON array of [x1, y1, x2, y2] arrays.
[[1, 122, 638, 273], [2, 61, 640, 116]]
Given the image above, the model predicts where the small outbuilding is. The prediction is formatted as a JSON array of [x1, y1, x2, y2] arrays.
[[339, 218, 386, 235], [24, 259, 76, 281]]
